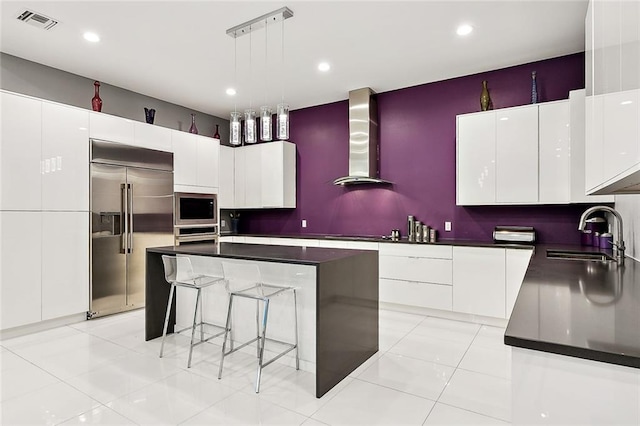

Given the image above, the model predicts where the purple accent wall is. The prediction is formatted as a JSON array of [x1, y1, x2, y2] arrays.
[[240, 53, 595, 244]]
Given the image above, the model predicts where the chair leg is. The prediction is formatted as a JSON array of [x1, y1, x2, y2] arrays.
[[159, 283, 176, 359], [200, 288, 204, 342], [255, 299, 261, 358], [293, 289, 300, 370], [255, 298, 270, 393], [187, 288, 202, 368], [218, 294, 234, 380]]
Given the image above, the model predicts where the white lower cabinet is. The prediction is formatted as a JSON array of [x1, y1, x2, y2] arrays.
[[379, 255, 452, 285], [452, 246, 506, 318], [0, 212, 42, 330], [0, 211, 89, 330], [506, 248, 533, 318], [379, 278, 452, 311], [41, 212, 89, 321]]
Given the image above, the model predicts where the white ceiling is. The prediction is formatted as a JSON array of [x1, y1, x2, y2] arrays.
[[0, 1, 588, 118]]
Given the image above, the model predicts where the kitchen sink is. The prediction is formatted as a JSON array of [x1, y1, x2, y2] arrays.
[[546, 250, 615, 262]]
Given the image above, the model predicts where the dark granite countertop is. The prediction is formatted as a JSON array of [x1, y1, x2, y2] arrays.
[[222, 233, 533, 250], [147, 242, 374, 266], [505, 244, 640, 368]]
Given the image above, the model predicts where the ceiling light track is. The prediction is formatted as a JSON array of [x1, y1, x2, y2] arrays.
[[226, 7, 293, 38]]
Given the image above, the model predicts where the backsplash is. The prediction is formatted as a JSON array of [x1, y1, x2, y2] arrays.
[[240, 53, 599, 244]]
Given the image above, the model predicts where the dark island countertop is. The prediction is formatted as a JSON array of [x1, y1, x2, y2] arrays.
[[147, 242, 374, 266], [505, 244, 640, 368]]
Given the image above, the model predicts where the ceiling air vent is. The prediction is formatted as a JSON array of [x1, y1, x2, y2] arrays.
[[16, 10, 59, 30]]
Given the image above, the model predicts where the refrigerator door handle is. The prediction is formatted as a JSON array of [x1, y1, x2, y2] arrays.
[[128, 184, 134, 253], [120, 183, 127, 254]]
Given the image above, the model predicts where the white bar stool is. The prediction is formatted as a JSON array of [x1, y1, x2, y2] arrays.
[[217, 261, 299, 393], [160, 255, 226, 368]]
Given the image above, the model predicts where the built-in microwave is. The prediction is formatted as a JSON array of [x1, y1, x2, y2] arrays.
[[174, 192, 217, 226]]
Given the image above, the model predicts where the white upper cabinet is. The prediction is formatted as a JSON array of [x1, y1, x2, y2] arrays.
[[218, 146, 235, 208], [1, 92, 42, 210], [173, 131, 219, 192], [244, 144, 262, 208], [173, 130, 198, 186], [456, 112, 496, 205], [569, 90, 614, 203], [538, 100, 570, 203], [585, 0, 640, 194], [196, 135, 220, 189], [233, 147, 247, 208], [41, 102, 90, 211], [89, 112, 135, 145], [261, 141, 296, 208], [496, 105, 539, 203], [133, 121, 172, 152]]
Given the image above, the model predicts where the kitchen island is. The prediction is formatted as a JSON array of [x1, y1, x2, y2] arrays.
[[145, 242, 378, 397]]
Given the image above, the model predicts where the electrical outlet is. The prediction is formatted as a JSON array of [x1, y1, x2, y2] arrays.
[[445, 221, 452, 232], [302, 220, 307, 228]]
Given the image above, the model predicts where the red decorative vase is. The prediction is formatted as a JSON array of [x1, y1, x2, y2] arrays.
[[188, 113, 198, 134], [92, 81, 103, 112], [214, 124, 220, 139]]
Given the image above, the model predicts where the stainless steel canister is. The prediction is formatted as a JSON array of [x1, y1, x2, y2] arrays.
[[429, 228, 437, 243], [407, 216, 415, 242], [422, 225, 430, 243], [414, 221, 422, 242], [391, 229, 400, 241]]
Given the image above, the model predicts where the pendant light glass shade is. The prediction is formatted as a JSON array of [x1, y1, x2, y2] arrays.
[[230, 111, 242, 146], [244, 109, 257, 144], [260, 106, 273, 141], [277, 103, 289, 140]]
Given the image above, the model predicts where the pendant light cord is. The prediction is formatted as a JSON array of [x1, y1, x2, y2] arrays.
[[249, 26, 252, 110], [281, 17, 285, 104], [233, 35, 237, 114], [264, 19, 268, 105]]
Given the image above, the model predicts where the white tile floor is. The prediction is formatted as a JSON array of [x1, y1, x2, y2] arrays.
[[0, 308, 582, 425]]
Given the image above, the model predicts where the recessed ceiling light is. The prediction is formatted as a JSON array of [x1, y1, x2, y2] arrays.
[[83, 32, 100, 42], [226, 88, 236, 96], [318, 62, 331, 72], [456, 24, 473, 36]]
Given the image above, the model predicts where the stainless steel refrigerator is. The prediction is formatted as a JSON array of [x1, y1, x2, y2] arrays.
[[90, 140, 173, 318]]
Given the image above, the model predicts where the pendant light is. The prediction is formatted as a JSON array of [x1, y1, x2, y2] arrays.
[[277, 16, 289, 141], [260, 18, 273, 142], [244, 27, 257, 144], [229, 36, 242, 146], [226, 7, 293, 143]]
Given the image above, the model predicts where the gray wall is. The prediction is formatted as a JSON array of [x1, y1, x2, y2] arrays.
[[1, 53, 230, 144]]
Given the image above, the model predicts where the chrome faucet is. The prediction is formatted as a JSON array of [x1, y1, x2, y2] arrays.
[[578, 205, 625, 265]]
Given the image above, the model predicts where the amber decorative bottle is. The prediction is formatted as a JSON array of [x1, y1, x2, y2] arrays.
[[91, 81, 103, 112], [480, 80, 491, 111]]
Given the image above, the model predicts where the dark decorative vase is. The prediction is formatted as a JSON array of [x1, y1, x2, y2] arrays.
[[531, 71, 538, 104], [480, 80, 491, 111], [91, 81, 102, 112], [214, 124, 220, 139], [188, 113, 198, 134], [144, 108, 156, 124]]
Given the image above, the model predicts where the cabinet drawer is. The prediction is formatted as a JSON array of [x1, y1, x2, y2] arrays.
[[378, 243, 452, 259], [379, 255, 452, 284], [380, 278, 452, 311]]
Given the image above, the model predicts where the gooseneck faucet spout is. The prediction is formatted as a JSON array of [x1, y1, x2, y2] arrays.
[[578, 205, 625, 265]]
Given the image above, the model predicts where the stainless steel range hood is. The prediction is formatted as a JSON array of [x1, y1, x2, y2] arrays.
[[333, 88, 392, 186]]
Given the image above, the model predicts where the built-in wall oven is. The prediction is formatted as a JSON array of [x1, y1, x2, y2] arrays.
[[174, 192, 219, 245]]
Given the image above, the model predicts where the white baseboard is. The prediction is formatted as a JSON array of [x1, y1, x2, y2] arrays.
[[0, 313, 87, 341]]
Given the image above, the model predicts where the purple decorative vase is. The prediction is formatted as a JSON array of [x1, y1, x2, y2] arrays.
[[188, 113, 198, 134]]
